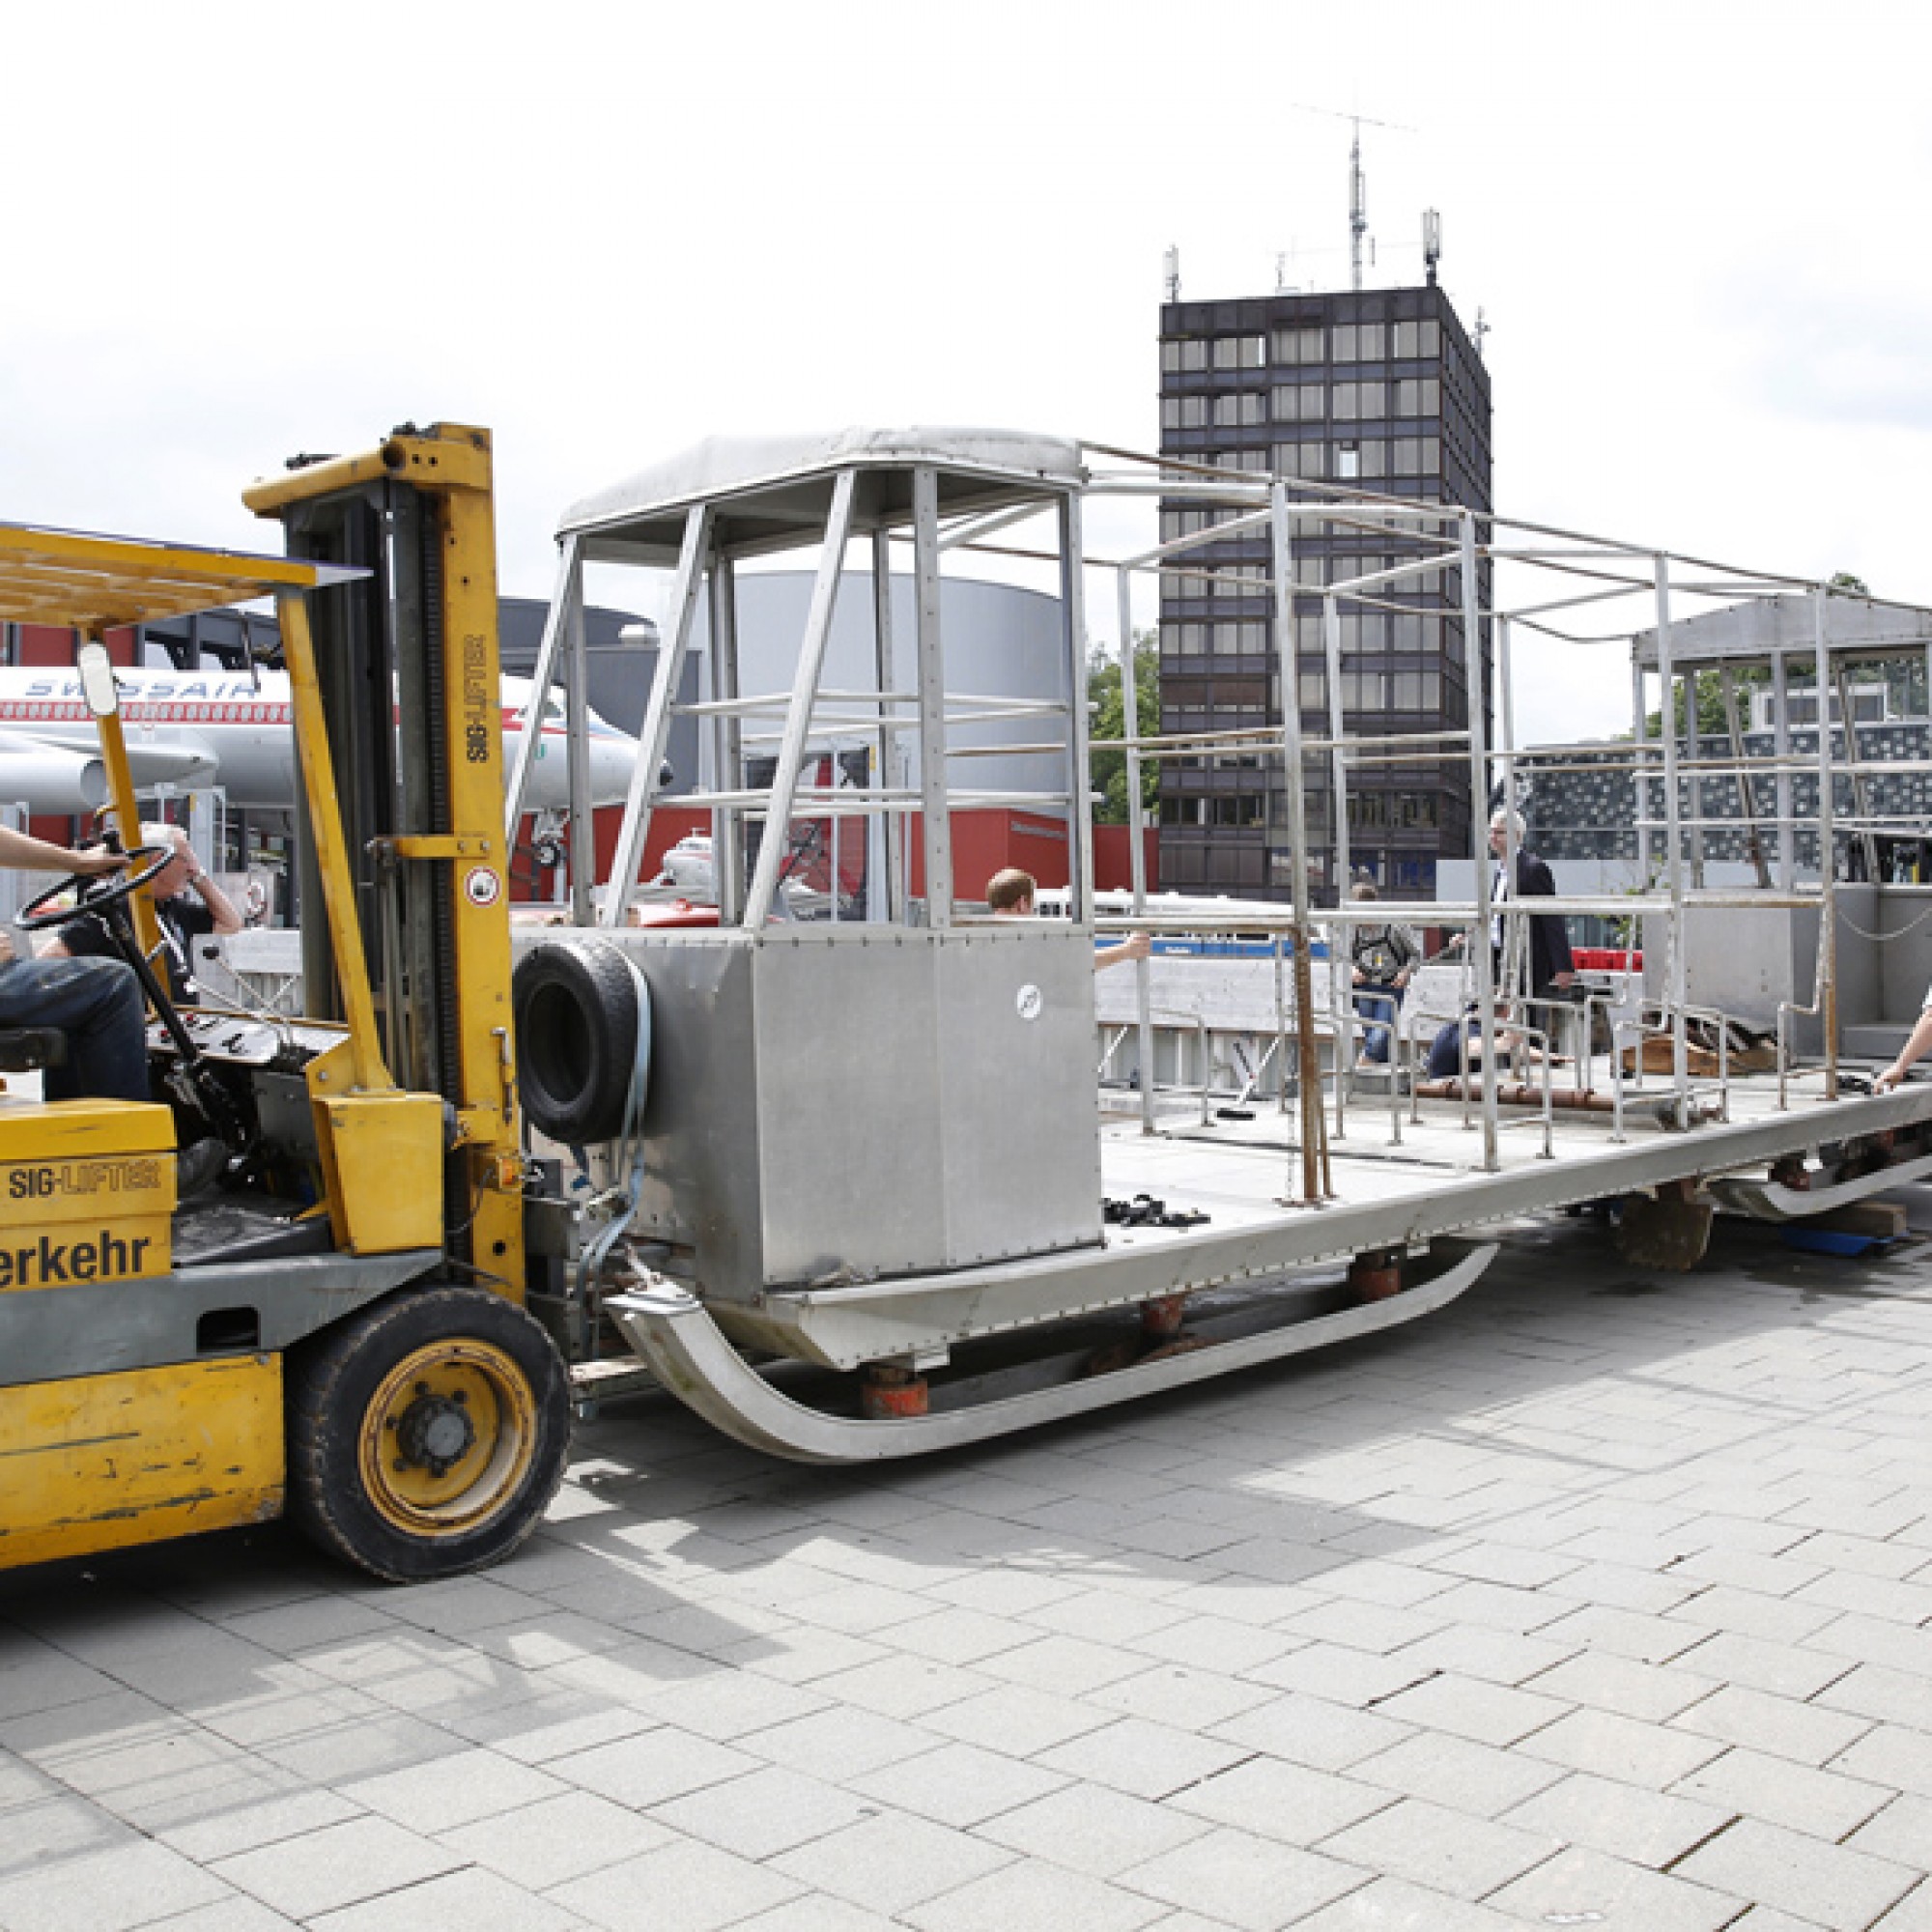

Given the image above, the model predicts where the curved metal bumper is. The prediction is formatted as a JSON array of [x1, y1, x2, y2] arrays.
[[605, 1244, 1497, 1464], [1710, 1147, 1932, 1222]]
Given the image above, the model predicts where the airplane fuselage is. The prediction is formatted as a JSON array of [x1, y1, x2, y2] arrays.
[[0, 668, 638, 814]]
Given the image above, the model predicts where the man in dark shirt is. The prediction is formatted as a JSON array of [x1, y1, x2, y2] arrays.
[[42, 822, 242, 1004]]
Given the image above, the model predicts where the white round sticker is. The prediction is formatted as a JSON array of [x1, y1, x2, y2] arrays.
[[1016, 983, 1042, 1021], [465, 867, 502, 907]]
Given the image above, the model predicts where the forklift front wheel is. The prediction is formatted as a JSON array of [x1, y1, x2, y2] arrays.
[[287, 1287, 571, 1582]]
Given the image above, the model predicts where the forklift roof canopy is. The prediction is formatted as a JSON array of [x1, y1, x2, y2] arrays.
[[0, 523, 358, 632]]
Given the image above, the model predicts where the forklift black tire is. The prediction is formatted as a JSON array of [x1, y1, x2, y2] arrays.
[[513, 940, 642, 1144], [286, 1286, 571, 1583]]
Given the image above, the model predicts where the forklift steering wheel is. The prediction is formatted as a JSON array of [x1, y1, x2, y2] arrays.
[[15, 846, 174, 932]]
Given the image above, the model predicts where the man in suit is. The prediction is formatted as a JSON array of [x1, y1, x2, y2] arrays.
[[1488, 809, 1576, 1000]]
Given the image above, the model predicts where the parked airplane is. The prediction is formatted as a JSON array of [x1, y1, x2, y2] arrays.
[[0, 668, 640, 813]]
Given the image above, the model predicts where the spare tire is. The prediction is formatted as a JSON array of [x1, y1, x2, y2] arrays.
[[513, 940, 648, 1144]]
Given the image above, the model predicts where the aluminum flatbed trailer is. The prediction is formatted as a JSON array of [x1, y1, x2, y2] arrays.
[[605, 1066, 1932, 1461], [498, 425, 1932, 1470]]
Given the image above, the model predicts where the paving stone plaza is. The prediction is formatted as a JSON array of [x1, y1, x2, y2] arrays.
[[3, 1203, 1930, 1931]]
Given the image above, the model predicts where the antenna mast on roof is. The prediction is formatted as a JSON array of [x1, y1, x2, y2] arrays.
[[1350, 121, 1368, 290], [1163, 244, 1180, 303]]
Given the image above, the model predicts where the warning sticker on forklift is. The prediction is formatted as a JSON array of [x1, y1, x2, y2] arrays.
[[465, 867, 501, 907]]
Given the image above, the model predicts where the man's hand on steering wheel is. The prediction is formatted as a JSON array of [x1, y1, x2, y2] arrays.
[[15, 845, 172, 931]]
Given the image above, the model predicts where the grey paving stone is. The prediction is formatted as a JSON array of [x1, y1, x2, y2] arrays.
[[1348, 1729, 1567, 1820], [1832, 1722, 1932, 1801], [769, 1805, 1013, 1915], [1672, 1817, 1919, 1931], [1805, 1610, 1932, 1677], [1817, 1662, 1932, 1733], [438, 1790, 670, 1889], [1664, 1585, 1839, 1646], [1871, 1879, 1932, 1929], [0, 1793, 141, 1877], [1667, 1629, 1856, 1701], [1280, 1600, 1444, 1656], [1031, 1717, 1252, 1803], [923, 1682, 1117, 1758], [1285, 1875, 1519, 1928], [232, 1691, 463, 1775], [739, 1702, 936, 1781], [904, 1857, 1169, 1932], [1503, 1767, 1732, 1868], [1120, 1825, 1364, 1931], [1211, 1691, 1413, 1773], [1520, 1648, 1717, 1721], [343, 1746, 569, 1833], [612, 1665, 834, 1742], [1520, 1707, 1728, 1789], [1311, 1559, 1460, 1611], [980, 1780, 1213, 1879], [1484, 1842, 1743, 1931], [1387, 1624, 1575, 1687], [1843, 1792, 1932, 1868], [209, 1814, 465, 1919], [144, 1899, 305, 1930], [1314, 1795, 1559, 1902], [216, 1595, 399, 1658], [804, 1654, 989, 1720], [548, 1836, 803, 1932], [1670, 1682, 1875, 1767], [546, 1726, 758, 1808], [1167, 1752, 1394, 1844], [1534, 1603, 1714, 1664], [1092, 1664, 1276, 1732], [734, 1896, 902, 1932], [980, 1631, 1153, 1696], [652, 1764, 878, 1861], [438, 1692, 654, 1765], [849, 1740, 1067, 1829], [1669, 1745, 1893, 1841], [1127, 1614, 1301, 1679], [307, 1863, 586, 1931], [158, 1787, 367, 1863], [1365, 1670, 1567, 1747], [0, 1646, 138, 1723], [882, 1606, 1035, 1667], [0, 1833, 233, 1931], [1020, 1588, 1195, 1648], [1247, 1642, 1435, 1709]]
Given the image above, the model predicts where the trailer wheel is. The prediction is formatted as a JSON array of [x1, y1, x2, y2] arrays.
[[287, 1287, 570, 1582], [514, 940, 646, 1144]]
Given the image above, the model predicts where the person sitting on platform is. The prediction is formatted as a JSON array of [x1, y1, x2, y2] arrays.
[[1349, 881, 1418, 1065], [987, 867, 1151, 971]]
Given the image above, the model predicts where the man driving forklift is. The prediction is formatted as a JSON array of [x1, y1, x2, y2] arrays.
[[0, 824, 144, 1099]]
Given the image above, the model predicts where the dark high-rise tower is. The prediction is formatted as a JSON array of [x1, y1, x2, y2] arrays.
[[1155, 283, 1492, 899]]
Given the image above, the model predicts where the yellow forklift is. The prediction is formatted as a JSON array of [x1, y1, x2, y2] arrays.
[[0, 426, 573, 1581]]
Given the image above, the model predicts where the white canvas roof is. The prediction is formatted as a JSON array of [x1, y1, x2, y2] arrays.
[[557, 426, 1086, 554]]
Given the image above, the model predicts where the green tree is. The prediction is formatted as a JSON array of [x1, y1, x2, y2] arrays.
[[1089, 629, 1159, 823]]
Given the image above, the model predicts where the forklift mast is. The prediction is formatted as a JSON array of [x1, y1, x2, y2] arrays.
[[244, 425, 525, 1293]]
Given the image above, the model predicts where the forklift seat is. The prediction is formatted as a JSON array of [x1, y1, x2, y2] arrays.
[[0, 1029, 68, 1074]]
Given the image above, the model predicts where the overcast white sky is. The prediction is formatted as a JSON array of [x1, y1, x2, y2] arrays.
[[6, 0, 1928, 744]]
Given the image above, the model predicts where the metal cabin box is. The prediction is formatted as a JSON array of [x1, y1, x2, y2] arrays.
[[620, 923, 1103, 1303]]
